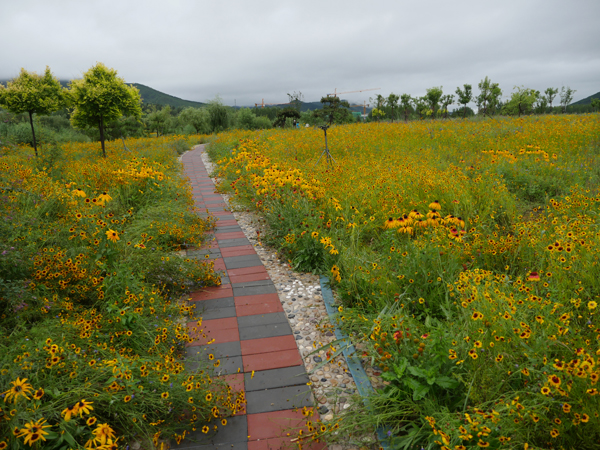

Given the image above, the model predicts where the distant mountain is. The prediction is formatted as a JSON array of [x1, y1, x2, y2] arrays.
[[129, 83, 205, 108], [1, 79, 205, 109], [571, 91, 600, 106]]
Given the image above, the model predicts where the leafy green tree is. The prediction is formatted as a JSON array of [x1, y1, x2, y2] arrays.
[[503, 86, 538, 117], [207, 96, 230, 132], [386, 93, 400, 121], [425, 87, 444, 118], [253, 106, 278, 121], [253, 116, 272, 129], [313, 96, 352, 125], [400, 94, 412, 122], [373, 94, 386, 109], [591, 98, 600, 112], [412, 96, 428, 120], [273, 107, 301, 127], [69, 63, 141, 157], [533, 91, 548, 114], [440, 94, 455, 118], [235, 108, 257, 130], [106, 115, 145, 141], [544, 87, 559, 109], [559, 86, 576, 113], [476, 77, 502, 116], [371, 108, 386, 121], [179, 107, 208, 133], [145, 105, 173, 137], [0, 67, 67, 157], [455, 84, 473, 119]]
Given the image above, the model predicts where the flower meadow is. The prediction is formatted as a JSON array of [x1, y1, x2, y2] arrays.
[[0, 136, 246, 448], [208, 115, 600, 449]]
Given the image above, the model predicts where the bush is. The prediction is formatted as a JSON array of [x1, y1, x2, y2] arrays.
[[253, 116, 272, 129]]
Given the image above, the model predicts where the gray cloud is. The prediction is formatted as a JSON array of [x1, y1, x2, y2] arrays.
[[1, 0, 598, 106]]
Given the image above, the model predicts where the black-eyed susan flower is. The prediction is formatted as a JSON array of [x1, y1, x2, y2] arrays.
[[105, 229, 120, 243], [16, 418, 51, 445], [428, 200, 441, 210], [3, 377, 33, 403], [33, 388, 44, 400], [161, 392, 169, 399], [548, 375, 561, 386]]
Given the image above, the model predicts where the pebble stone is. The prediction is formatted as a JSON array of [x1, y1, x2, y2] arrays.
[[199, 148, 380, 449]]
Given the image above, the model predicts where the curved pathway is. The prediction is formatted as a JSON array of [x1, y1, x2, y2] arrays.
[[174, 146, 326, 450]]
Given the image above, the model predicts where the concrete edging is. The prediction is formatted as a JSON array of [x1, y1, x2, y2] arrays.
[[318, 276, 390, 449]]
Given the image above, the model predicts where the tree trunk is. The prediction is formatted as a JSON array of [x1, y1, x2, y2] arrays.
[[28, 111, 38, 157], [99, 116, 106, 158], [463, 104, 467, 119]]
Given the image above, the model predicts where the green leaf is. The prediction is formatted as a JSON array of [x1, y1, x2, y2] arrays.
[[44, 431, 59, 440], [63, 431, 77, 447], [412, 383, 430, 400], [403, 377, 421, 391], [381, 371, 397, 382], [435, 376, 459, 389], [393, 358, 408, 378], [407, 366, 427, 379]]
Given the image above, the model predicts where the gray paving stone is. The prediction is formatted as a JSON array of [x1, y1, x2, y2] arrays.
[[232, 279, 274, 288], [237, 312, 287, 328], [216, 275, 230, 285], [199, 306, 236, 320], [238, 322, 292, 341], [187, 248, 221, 257], [207, 207, 230, 212], [224, 255, 262, 269], [217, 238, 251, 248], [215, 225, 243, 232], [245, 385, 314, 414], [245, 366, 309, 392], [194, 296, 235, 311], [171, 415, 248, 449], [187, 355, 243, 376], [232, 283, 277, 297], [187, 341, 242, 359]]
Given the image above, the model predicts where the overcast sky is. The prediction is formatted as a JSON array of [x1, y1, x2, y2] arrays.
[[1, 0, 599, 107]]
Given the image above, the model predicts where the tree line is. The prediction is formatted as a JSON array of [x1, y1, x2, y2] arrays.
[[368, 78, 598, 122]]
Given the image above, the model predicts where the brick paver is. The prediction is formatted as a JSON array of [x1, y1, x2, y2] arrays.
[[175, 146, 321, 450]]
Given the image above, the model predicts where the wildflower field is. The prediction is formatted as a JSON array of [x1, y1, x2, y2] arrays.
[[208, 115, 600, 449], [0, 136, 244, 448]]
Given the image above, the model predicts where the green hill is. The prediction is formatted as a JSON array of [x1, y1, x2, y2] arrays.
[[129, 83, 205, 108], [571, 91, 600, 106]]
